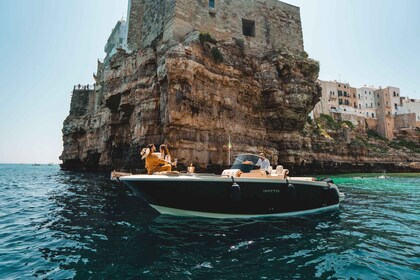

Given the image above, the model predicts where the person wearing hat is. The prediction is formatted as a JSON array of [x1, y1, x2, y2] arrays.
[[140, 144, 172, 175], [256, 153, 270, 172]]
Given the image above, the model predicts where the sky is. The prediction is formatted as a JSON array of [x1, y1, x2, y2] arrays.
[[0, 0, 419, 164]]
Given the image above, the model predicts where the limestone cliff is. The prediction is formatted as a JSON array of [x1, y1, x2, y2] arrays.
[[60, 32, 420, 173]]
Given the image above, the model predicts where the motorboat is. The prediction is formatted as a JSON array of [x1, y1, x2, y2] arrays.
[[112, 154, 344, 219]]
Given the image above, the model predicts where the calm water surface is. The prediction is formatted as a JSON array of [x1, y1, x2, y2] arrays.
[[0, 164, 419, 279]]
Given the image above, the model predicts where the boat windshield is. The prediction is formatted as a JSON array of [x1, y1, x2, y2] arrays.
[[231, 154, 260, 173]]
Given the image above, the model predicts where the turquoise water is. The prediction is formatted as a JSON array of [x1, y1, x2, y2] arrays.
[[0, 164, 419, 279]]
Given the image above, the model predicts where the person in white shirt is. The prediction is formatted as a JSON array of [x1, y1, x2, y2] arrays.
[[256, 153, 270, 172], [159, 144, 177, 166]]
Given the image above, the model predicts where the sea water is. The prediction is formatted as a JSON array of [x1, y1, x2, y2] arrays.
[[0, 164, 419, 279]]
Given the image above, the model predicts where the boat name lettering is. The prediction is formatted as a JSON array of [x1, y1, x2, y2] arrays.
[[263, 189, 280, 193]]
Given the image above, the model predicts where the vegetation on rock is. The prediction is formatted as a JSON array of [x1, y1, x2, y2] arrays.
[[211, 47, 224, 63], [316, 114, 353, 130], [199, 32, 217, 44]]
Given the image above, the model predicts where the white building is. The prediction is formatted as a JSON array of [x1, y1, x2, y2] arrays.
[[104, 20, 128, 66], [313, 80, 339, 117], [387, 86, 401, 115], [400, 97, 420, 123], [357, 86, 377, 118]]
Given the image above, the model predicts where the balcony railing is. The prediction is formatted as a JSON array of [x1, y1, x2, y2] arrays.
[[73, 84, 95, 91]]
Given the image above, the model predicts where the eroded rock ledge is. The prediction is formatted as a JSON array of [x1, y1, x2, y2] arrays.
[[60, 32, 420, 173]]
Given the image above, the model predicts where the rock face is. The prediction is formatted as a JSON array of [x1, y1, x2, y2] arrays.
[[60, 32, 420, 173], [60, 32, 321, 172], [60, 0, 420, 173]]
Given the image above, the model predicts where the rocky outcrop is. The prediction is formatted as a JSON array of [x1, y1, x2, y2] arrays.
[[60, 32, 420, 173]]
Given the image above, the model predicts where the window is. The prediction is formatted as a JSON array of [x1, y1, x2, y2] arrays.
[[359, 104, 361, 109], [393, 91, 396, 96], [209, 0, 215, 8], [378, 102, 380, 106], [372, 113, 374, 118], [338, 90, 343, 97], [242, 19, 255, 37], [358, 94, 360, 99]]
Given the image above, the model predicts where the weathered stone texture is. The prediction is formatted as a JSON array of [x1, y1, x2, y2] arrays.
[[69, 88, 94, 117], [127, 0, 144, 51], [173, 0, 304, 52], [61, 31, 319, 171], [128, 0, 303, 53], [141, 0, 167, 48]]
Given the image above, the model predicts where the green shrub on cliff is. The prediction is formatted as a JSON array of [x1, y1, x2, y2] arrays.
[[367, 129, 385, 140], [350, 137, 366, 149], [211, 47, 224, 63], [319, 114, 340, 130], [341, 120, 355, 129], [199, 32, 217, 44], [300, 51, 309, 58], [307, 115, 313, 124], [317, 114, 355, 131], [389, 139, 420, 153], [308, 61, 320, 76]]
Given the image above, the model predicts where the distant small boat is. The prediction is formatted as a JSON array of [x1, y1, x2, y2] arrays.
[[32, 163, 41, 166], [377, 175, 389, 179], [48, 163, 54, 166]]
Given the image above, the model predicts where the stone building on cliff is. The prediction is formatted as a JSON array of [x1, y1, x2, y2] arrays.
[[124, 0, 304, 52], [313, 80, 419, 141]]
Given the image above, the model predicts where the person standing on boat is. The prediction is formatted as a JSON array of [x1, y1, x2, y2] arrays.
[[141, 144, 172, 175], [256, 153, 270, 172]]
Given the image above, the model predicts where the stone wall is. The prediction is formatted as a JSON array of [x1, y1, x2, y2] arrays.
[[127, 0, 144, 51], [141, 0, 167, 48], [394, 113, 416, 130], [365, 118, 378, 131], [69, 88, 94, 117], [127, 0, 303, 52], [173, 0, 304, 53]]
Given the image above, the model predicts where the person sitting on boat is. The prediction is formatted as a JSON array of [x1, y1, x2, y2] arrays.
[[141, 144, 172, 175], [159, 144, 176, 166], [256, 153, 270, 172]]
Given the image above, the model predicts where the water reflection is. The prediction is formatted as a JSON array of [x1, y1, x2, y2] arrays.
[[18, 169, 419, 279]]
